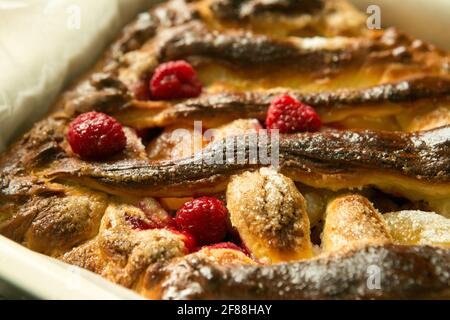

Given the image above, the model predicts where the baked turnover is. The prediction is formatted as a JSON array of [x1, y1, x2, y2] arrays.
[[1, 0, 449, 299]]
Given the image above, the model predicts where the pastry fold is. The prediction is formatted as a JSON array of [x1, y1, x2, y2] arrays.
[[113, 76, 450, 129], [141, 244, 450, 299], [45, 126, 450, 206]]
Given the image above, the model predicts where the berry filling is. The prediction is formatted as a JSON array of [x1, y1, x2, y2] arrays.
[[168, 228, 198, 253], [226, 228, 252, 256], [67, 111, 127, 160], [138, 198, 176, 229], [266, 94, 322, 133], [125, 215, 153, 230], [150, 60, 202, 100], [127, 196, 248, 256]]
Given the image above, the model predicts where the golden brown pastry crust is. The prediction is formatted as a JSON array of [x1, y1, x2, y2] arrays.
[[1, 0, 450, 299], [43, 127, 450, 203]]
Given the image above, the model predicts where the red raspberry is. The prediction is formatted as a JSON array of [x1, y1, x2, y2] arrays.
[[202, 242, 245, 253], [168, 228, 198, 253], [175, 197, 229, 245], [150, 60, 202, 100], [266, 95, 321, 133], [67, 112, 127, 160]]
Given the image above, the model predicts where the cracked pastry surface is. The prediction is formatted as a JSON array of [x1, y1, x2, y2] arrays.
[[1, 0, 450, 299]]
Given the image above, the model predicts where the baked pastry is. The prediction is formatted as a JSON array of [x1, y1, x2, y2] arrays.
[[1, 0, 449, 299]]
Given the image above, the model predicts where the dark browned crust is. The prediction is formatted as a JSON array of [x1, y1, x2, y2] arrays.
[[157, 22, 369, 67], [0, 114, 69, 205], [119, 1, 363, 70], [144, 244, 450, 299], [52, 1, 448, 119], [107, 0, 200, 62], [116, 76, 450, 127], [45, 126, 450, 197], [135, 20, 444, 79], [210, 0, 325, 21], [63, 73, 132, 116], [108, 12, 159, 61]]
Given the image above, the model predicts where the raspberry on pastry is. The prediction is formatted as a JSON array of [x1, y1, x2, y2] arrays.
[[67, 111, 127, 160], [175, 197, 230, 245], [266, 95, 321, 133], [150, 60, 202, 100]]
